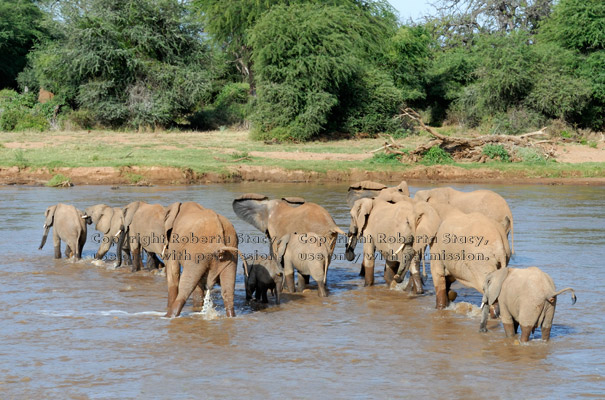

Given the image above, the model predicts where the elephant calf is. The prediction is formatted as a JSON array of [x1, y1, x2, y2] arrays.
[[246, 257, 284, 304], [277, 232, 331, 297], [480, 267, 577, 342], [39, 203, 88, 259]]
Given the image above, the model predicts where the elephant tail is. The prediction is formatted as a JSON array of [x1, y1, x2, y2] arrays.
[[220, 246, 249, 278], [509, 215, 515, 255], [549, 288, 577, 305], [323, 250, 330, 284], [39, 224, 50, 250]]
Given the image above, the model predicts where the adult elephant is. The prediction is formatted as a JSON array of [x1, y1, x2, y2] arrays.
[[345, 197, 440, 292], [346, 180, 410, 208], [118, 201, 166, 271], [232, 194, 345, 291], [163, 202, 247, 318], [83, 204, 129, 265], [414, 187, 514, 252], [39, 203, 87, 259], [431, 208, 511, 309]]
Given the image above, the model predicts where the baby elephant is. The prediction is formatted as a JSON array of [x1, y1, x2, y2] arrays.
[[277, 232, 331, 297], [39, 203, 88, 259], [479, 267, 576, 342], [246, 257, 284, 304]]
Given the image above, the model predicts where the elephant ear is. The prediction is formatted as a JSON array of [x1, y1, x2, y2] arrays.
[[232, 193, 271, 234], [413, 203, 440, 243], [110, 207, 125, 235], [353, 198, 374, 236], [484, 268, 510, 305], [163, 202, 182, 242], [44, 205, 57, 227], [346, 181, 386, 208], [122, 201, 141, 229], [276, 234, 291, 266], [396, 180, 410, 196], [96, 205, 113, 234], [282, 196, 305, 205]]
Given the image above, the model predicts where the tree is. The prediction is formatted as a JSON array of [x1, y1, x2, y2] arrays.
[[248, 2, 400, 140], [0, 0, 48, 89], [21, 0, 214, 128]]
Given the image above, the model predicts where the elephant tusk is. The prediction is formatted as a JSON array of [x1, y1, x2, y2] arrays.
[[43, 223, 47, 229], [347, 235, 353, 246], [161, 244, 168, 258], [480, 302, 485, 309], [395, 243, 405, 254], [114, 229, 122, 238], [81, 215, 89, 219]]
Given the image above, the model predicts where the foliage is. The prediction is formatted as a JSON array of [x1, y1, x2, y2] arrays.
[[21, 0, 213, 129], [0, 0, 49, 89], [0, 89, 52, 131], [370, 152, 401, 164], [46, 174, 72, 187], [482, 144, 510, 161], [189, 82, 251, 129], [422, 146, 453, 164], [515, 147, 547, 163]]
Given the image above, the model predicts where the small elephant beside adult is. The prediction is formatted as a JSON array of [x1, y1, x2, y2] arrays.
[[277, 232, 332, 297], [39, 203, 88, 259], [83, 204, 130, 266], [233, 193, 345, 292], [414, 187, 514, 253], [346, 180, 410, 208], [480, 267, 576, 342], [345, 197, 441, 293], [117, 201, 167, 272], [246, 256, 284, 304], [163, 201, 247, 318]]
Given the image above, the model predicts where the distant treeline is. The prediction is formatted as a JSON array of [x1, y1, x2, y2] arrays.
[[0, 0, 603, 139]]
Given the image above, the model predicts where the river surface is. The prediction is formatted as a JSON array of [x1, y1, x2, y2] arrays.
[[1, 182, 604, 399]]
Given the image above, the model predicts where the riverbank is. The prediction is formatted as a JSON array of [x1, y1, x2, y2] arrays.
[[1, 129, 604, 185]]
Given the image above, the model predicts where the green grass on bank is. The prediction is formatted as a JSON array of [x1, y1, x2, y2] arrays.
[[0, 129, 604, 179]]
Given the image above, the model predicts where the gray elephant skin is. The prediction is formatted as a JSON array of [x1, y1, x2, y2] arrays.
[[480, 267, 576, 342], [277, 232, 332, 297], [246, 257, 284, 304], [119, 201, 166, 272], [39, 203, 88, 259], [84, 204, 129, 266]]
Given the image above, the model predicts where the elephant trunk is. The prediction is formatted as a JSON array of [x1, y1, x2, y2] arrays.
[[274, 275, 283, 305], [318, 281, 328, 297], [345, 235, 357, 262], [39, 224, 50, 250], [479, 301, 490, 332], [115, 228, 126, 267], [116, 228, 126, 267]]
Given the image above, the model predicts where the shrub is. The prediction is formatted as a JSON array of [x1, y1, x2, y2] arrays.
[[46, 174, 73, 187], [422, 146, 453, 164], [370, 152, 401, 164], [516, 147, 547, 163], [483, 144, 510, 162], [66, 109, 97, 130]]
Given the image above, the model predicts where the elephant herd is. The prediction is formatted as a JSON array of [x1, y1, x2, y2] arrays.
[[38, 182, 576, 342]]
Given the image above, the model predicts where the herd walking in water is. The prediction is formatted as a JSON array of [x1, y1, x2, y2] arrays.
[[38, 181, 576, 342]]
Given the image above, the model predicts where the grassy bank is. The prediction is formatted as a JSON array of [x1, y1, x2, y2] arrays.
[[0, 129, 604, 183]]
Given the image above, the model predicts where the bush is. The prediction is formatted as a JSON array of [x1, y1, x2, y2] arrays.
[[370, 152, 401, 164], [190, 82, 251, 129], [0, 89, 49, 131], [66, 109, 97, 130], [46, 174, 73, 187], [422, 146, 453, 164], [515, 147, 547, 163], [483, 144, 510, 162]]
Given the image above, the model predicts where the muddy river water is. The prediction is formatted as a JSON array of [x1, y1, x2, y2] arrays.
[[1, 182, 604, 398]]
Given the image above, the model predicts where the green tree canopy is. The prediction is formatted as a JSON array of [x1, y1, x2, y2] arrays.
[[0, 0, 48, 89], [20, 0, 214, 128]]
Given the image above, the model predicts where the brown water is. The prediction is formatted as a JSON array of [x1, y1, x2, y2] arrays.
[[1, 182, 604, 398]]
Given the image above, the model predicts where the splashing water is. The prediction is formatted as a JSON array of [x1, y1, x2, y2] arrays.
[[199, 290, 220, 319]]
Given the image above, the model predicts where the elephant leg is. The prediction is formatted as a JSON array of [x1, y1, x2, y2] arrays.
[[503, 323, 516, 337], [145, 252, 158, 270], [96, 236, 111, 260], [165, 259, 180, 313], [219, 265, 236, 318], [53, 232, 61, 259], [409, 254, 424, 295], [363, 242, 376, 286], [65, 244, 72, 258], [445, 276, 456, 301], [317, 281, 327, 297], [541, 326, 551, 341], [513, 320, 519, 334], [520, 325, 533, 342], [191, 282, 205, 312], [77, 234, 86, 259], [431, 259, 448, 309], [384, 260, 398, 286], [261, 289, 269, 303], [131, 245, 142, 272], [296, 272, 307, 292], [284, 274, 295, 293]]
